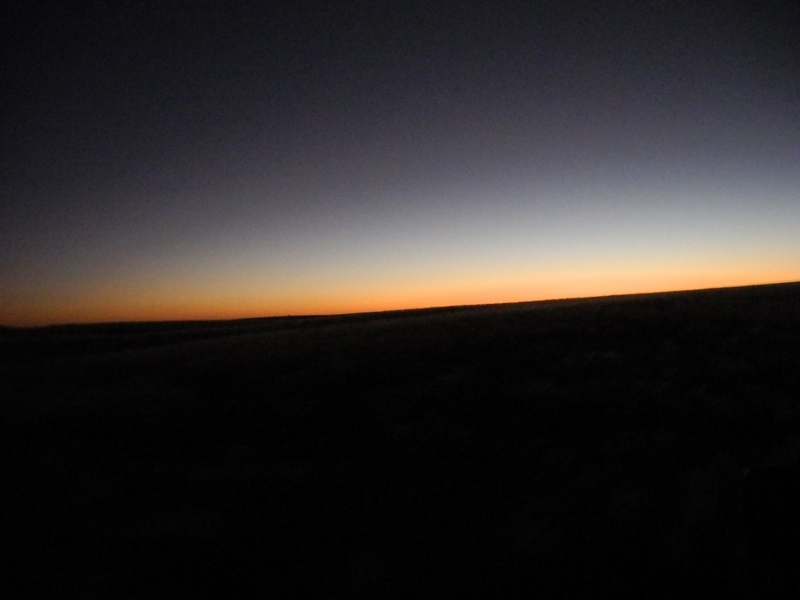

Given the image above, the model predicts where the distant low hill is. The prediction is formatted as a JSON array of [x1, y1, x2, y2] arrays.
[[4, 280, 800, 598]]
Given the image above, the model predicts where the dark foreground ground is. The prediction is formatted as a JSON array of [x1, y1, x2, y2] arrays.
[[3, 282, 800, 598]]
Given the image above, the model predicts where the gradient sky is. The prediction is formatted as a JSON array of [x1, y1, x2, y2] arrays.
[[3, 0, 799, 325]]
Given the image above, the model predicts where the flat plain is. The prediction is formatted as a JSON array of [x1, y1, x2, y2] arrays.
[[4, 282, 800, 598]]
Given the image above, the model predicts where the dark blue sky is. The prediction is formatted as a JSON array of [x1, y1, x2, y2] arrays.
[[3, 1, 799, 324]]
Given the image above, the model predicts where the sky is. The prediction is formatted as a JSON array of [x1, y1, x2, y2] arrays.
[[3, 0, 799, 325]]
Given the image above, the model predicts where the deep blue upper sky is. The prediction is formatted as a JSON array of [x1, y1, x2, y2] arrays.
[[3, 1, 799, 324]]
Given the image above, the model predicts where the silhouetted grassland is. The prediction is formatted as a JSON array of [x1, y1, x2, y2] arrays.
[[3, 282, 800, 598]]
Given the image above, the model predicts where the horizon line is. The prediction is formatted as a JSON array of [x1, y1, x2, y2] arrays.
[[3, 279, 798, 330]]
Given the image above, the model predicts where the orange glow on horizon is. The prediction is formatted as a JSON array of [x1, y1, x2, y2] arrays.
[[2, 263, 798, 327]]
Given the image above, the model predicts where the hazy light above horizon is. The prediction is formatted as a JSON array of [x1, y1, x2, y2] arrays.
[[2, 2, 798, 326]]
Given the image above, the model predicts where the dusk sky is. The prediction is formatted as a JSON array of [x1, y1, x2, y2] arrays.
[[3, 1, 799, 325]]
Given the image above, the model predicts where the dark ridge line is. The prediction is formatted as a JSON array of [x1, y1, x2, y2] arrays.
[[2, 280, 798, 333]]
